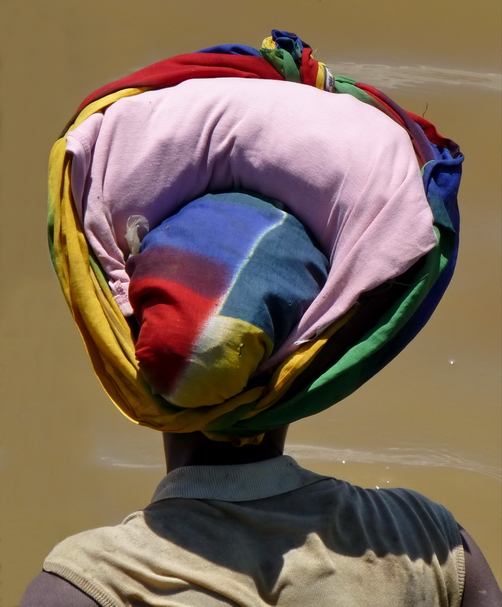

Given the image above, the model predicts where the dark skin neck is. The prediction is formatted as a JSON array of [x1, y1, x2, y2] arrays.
[[162, 426, 289, 473]]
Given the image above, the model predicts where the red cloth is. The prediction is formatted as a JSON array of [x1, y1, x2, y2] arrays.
[[299, 48, 320, 86], [407, 112, 459, 152], [76, 53, 285, 112]]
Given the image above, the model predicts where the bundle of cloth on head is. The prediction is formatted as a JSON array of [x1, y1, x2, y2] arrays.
[[48, 30, 462, 444]]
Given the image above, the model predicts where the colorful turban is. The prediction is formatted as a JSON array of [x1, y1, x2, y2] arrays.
[[48, 30, 463, 442]]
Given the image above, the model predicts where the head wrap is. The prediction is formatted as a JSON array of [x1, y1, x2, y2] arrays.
[[48, 30, 462, 443]]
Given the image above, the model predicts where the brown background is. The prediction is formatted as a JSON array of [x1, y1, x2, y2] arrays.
[[0, 1, 500, 603]]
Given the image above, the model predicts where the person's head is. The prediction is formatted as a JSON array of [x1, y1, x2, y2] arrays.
[[49, 71, 459, 452]]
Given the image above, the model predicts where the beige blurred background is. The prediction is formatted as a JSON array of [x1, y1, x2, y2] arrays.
[[0, 1, 500, 604]]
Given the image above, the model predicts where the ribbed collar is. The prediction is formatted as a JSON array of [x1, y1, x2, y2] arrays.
[[151, 455, 329, 503]]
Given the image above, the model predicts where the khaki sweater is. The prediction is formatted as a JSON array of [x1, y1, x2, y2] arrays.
[[44, 456, 464, 607]]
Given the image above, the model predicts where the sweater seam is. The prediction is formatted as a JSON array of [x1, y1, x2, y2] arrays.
[[43, 562, 118, 607]]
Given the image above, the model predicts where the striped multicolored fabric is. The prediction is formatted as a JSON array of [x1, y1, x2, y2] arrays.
[[126, 191, 329, 411], [48, 30, 462, 442]]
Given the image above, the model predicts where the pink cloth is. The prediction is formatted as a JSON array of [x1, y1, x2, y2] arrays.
[[66, 78, 436, 368]]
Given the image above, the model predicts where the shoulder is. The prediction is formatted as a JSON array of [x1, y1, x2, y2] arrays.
[[458, 526, 502, 607], [361, 484, 462, 549], [333, 481, 460, 529], [20, 572, 100, 607], [39, 512, 147, 603], [43, 509, 146, 566], [326, 482, 465, 584]]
